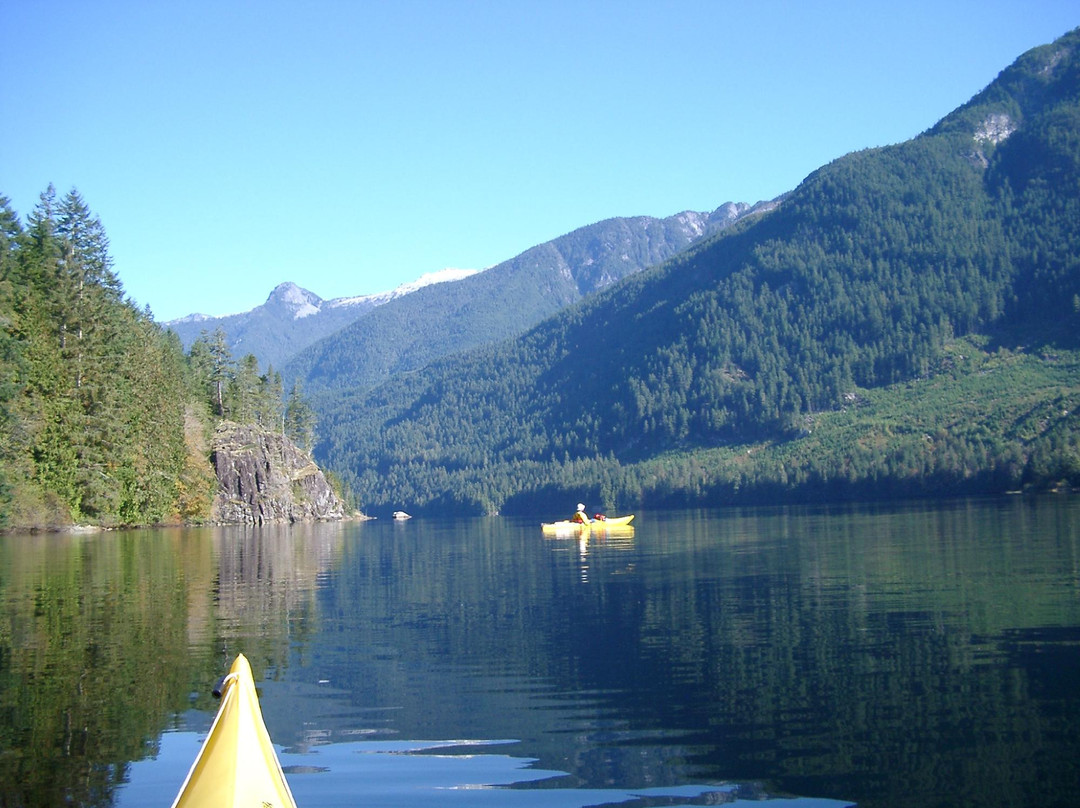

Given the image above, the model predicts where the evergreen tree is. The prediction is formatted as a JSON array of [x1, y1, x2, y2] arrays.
[[0, 195, 21, 280], [227, 353, 262, 424], [284, 381, 316, 453], [258, 366, 285, 429], [188, 328, 232, 418], [56, 188, 119, 296], [0, 197, 25, 522]]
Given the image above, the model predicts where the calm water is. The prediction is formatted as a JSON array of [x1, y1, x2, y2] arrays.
[[2, 498, 1079, 808]]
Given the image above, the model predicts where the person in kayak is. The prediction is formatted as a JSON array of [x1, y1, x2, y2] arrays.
[[571, 503, 591, 524]]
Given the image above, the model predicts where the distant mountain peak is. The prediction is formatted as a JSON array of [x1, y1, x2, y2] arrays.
[[266, 282, 324, 320], [164, 268, 483, 369]]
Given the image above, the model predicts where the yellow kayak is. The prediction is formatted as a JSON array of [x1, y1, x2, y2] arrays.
[[170, 653, 298, 808], [541, 514, 634, 533]]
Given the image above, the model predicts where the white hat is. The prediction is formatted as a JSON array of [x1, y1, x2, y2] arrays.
[[577, 503, 585, 510]]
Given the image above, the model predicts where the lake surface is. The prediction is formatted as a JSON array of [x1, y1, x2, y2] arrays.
[[2, 498, 1078, 808]]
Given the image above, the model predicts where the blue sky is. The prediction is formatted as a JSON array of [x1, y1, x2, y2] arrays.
[[3, 1, 1077, 322]]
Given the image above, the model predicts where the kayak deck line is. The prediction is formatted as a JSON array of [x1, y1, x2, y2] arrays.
[[170, 653, 298, 808]]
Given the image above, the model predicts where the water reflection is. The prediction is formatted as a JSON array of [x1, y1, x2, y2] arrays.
[[1, 498, 1079, 807], [0, 523, 345, 807], [0, 530, 197, 807], [210, 522, 347, 670], [119, 735, 854, 808], [544, 527, 636, 583]]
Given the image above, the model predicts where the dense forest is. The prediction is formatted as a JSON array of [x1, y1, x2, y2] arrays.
[[314, 29, 1080, 516], [0, 190, 316, 529]]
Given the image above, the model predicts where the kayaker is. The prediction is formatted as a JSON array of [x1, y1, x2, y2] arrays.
[[571, 503, 591, 524]]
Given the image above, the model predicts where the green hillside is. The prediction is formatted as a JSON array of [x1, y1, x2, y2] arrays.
[[315, 29, 1080, 516]]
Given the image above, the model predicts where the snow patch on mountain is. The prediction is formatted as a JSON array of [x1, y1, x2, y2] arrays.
[[328, 268, 480, 309], [168, 312, 216, 324]]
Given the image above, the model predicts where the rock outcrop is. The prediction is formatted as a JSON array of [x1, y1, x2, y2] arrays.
[[210, 421, 346, 525]]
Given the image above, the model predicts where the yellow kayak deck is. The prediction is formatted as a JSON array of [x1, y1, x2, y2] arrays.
[[170, 653, 297, 808]]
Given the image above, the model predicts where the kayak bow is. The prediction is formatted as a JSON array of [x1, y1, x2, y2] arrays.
[[170, 653, 298, 808]]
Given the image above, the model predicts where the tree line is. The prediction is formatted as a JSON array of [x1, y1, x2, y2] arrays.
[[187, 327, 316, 451]]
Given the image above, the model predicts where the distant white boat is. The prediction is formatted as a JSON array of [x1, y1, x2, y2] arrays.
[[392, 511, 412, 520]]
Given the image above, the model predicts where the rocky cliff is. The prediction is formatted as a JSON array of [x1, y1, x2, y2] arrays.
[[210, 421, 347, 524]]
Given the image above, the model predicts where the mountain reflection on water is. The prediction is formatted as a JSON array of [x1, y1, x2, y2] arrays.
[[2, 497, 1079, 808]]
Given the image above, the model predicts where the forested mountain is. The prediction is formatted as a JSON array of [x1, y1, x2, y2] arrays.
[[315, 28, 1080, 516], [285, 203, 769, 394], [165, 270, 478, 371]]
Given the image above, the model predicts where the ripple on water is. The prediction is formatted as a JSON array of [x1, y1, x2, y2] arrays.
[[118, 733, 854, 808]]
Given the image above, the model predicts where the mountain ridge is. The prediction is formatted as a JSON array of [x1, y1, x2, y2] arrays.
[[313, 27, 1080, 516], [164, 269, 480, 369], [166, 267, 481, 324], [284, 202, 774, 394], [164, 204, 767, 379]]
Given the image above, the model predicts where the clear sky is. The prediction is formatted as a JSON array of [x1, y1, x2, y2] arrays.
[[2, 1, 1077, 322]]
